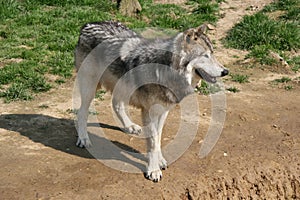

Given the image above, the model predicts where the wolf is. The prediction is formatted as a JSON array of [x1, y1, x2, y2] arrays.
[[74, 21, 228, 182]]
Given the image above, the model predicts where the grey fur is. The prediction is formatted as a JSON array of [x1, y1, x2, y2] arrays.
[[74, 21, 228, 182]]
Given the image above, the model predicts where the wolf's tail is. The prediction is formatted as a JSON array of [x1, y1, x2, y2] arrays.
[[75, 21, 137, 70]]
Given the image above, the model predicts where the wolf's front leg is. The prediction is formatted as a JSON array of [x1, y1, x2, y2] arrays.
[[112, 99, 142, 135], [145, 133, 163, 182], [143, 106, 169, 182]]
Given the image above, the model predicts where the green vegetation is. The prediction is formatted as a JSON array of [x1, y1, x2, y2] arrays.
[[0, 0, 222, 102], [245, 45, 276, 65], [95, 90, 106, 101], [230, 74, 249, 83], [284, 85, 293, 91], [270, 76, 296, 91], [224, 0, 300, 68], [289, 56, 300, 72], [273, 76, 292, 83], [226, 87, 240, 93], [195, 80, 221, 95]]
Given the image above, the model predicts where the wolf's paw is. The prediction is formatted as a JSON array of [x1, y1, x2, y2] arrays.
[[159, 157, 168, 170], [145, 169, 162, 182], [124, 124, 142, 135], [76, 137, 92, 148]]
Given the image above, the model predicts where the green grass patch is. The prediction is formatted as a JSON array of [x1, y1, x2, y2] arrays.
[[0, 83, 33, 103], [273, 76, 292, 83], [139, 0, 221, 31], [195, 80, 221, 95], [270, 76, 295, 91], [95, 90, 106, 101], [224, 0, 300, 69], [224, 12, 299, 51], [230, 74, 250, 83], [226, 86, 240, 93], [263, 0, 299, 21], [245, 45, 277, 65], [289, 56, 300, 72], [0, 0, 222, 102], [284, 85, 293, 91]]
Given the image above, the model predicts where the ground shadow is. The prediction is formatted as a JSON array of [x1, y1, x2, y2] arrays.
[[0, 114, 147, 171]]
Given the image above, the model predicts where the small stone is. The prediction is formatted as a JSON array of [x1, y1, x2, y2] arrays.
[[207, 24, 216, 30]]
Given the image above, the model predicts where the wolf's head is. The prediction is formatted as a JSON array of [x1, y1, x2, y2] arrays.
[[179, 24, 228, 84]]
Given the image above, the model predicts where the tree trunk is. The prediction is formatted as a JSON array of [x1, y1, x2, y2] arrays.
[[119, 0, 142, 17]]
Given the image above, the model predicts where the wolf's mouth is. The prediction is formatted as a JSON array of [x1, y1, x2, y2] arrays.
[[195, 68, 217, 83]]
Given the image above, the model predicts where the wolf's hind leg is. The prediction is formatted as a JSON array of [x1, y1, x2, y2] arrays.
[[76, 69, 100, 148], [112, 99, 142, 135]]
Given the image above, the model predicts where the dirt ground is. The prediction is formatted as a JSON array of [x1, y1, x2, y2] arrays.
[[1, 0, 299, 199]]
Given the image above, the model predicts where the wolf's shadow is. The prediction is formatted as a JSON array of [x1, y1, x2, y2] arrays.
[[0, 114, 147, 172]]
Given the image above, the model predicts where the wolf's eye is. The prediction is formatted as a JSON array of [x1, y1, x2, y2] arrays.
[[204, 54, 209, 58]]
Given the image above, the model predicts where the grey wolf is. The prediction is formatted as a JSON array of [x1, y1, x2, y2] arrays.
[[74, 21, 228, 182]]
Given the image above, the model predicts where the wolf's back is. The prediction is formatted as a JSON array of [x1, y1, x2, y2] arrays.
[[75, 21, 137, 70]]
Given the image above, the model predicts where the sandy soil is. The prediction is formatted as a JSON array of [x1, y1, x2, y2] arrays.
[[0, 0, 299, 199]]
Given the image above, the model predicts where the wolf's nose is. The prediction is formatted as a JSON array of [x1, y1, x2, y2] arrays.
[[221, 69, 229, 76]]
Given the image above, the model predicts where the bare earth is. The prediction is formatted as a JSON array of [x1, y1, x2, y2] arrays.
[[0, 0, 299, 199]]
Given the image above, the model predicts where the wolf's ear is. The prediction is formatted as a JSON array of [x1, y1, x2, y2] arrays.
[[197, 24, 208, 34]]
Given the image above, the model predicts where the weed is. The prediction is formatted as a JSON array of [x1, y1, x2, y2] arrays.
[[230, 74, 249, 83], [289, 56, 300, 72], [273, 76, 292, 83], [195, 80, 221, 95], [226, 87, 240, 93], [246, 45, 276, 65], [0, 83, 33, 102], [66, 108, 78, 114], [55, 78, 66, 84], [38, 104, 49, 109], [95, 90, 106, 101], [284, 85, 293, 90]]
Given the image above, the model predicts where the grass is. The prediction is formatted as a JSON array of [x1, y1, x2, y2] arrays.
[[195, 80, 221, 95], [95, 90, 106, 101], [284, 85, 293, 91], [0, 0, 222, 102], [289, 56, 300, 72], [226, 87, 240, 93], [273, 76, 292, 83], [270, 76, 296, 91], [230, 74, 250, 83], [224, 0, 300, 68]]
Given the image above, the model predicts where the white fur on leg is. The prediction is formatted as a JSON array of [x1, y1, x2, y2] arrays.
[[142, 106, 170, 182], [123, 124, 142, 135], [145, 151, 163, 182], [76, 67, 98, 148], [113, 100, 142, 135], [76, 107, 92, 148], [158, 151, 167, 169]]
